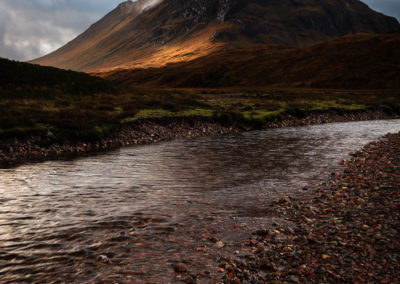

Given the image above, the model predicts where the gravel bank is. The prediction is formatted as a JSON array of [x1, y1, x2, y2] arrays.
[[218, 131, 400, 283], [0, 109, 397, 168]]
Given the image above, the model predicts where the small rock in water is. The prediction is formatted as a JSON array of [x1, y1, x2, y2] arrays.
[[275, 196, 292, 205], [174, 263, 188, 273], [196, 247, 207, 252], [253, 229, 269, 236], [209, 236, 218, 243], [184, 276, 196, 284], [97, 254, 112, 263]]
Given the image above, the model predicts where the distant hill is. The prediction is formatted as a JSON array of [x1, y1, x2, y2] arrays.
[[0, 58, 113, 141], [0, 58, 109, 97], [31, 0, 400, 72], [102, 33, 400, 89]]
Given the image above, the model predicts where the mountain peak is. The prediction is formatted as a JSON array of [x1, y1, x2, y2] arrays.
[[32, 0, 400, 72], [117, 0, 134, 9]]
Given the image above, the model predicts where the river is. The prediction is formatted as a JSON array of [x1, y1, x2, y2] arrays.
[[0, 119, 399, 283]]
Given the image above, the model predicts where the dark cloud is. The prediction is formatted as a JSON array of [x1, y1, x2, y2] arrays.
[[0, 0, 399, 61]]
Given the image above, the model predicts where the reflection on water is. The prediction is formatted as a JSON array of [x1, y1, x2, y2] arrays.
[[0, 120, 399, 282]]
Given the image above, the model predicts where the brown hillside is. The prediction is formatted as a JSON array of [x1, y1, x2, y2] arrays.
[[102, 33, 400, 89], [31, 0, 399, 72]]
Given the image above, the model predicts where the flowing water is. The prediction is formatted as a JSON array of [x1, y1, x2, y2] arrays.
[[0, 120, 399, 283]]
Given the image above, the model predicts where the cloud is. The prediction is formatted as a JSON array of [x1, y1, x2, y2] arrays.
[[0, 0, 122, 61], [117, 0, 163, 14], [0, 5, 76, 60], [0, 0, 398, 61], [138, 0, 163, 13]]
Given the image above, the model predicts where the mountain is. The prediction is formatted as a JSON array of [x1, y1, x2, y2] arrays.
[[102, 33, 400, 89], [31, 0, 400, 72]]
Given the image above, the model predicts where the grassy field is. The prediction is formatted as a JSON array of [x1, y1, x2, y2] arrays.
[[1, 58, 399, 143], [2, 84, 400, 142]]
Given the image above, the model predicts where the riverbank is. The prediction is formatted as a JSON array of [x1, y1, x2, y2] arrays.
[[217, 131, 400, 283], [0, 109, 398, 168]]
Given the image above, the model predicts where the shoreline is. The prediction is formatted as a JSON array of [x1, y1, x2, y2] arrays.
[[0, 109, 398, 168], [217, 131, 400, 283]]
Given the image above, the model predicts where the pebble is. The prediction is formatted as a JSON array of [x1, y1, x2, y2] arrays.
[[174, 263, 188, 273], [97, 255, 112, 264]]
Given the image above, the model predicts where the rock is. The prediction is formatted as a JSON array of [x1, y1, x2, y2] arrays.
[[174, 263, 188, 273], [209, 236, 218, 242], [255, 243, 265, 254], [46, 129, 54, 137], [123, 270, 146, 276], [184, 276, 195, 284], [275, 196, 292, 205], [215, 241, 225, 248], [253, 229, 269, 236], [97, 254, 112, 263]]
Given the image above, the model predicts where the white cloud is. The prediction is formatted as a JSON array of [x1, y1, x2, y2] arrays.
[[138, 0, 163, 13], [0, 0, 122, 61]]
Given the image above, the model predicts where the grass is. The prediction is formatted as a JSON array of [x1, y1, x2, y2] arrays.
[[1, 58, 399, 143], [122, 107, 215, 123], [2, 86, 400, 142]]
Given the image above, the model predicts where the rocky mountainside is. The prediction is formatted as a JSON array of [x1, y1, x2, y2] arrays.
[[31, 0, 400, 72], [103, 33, 400, 89]]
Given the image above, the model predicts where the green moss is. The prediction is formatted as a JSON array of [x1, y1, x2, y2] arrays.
[[181, 108, 214, 117], [339, 104, 368, 111], [133, 109, 174, 120], [113, 106, 123, 113], [121, 108, 214, 123], [242, 109, 285, 122]]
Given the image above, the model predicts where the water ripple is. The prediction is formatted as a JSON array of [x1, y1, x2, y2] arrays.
[[0, 120, 399, 282]]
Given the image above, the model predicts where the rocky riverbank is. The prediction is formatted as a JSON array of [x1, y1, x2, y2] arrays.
[[0, 109, 397, 168], [217, 131, 400, 283], [264, 109, 397, 128], [0, 118, 246, 168]]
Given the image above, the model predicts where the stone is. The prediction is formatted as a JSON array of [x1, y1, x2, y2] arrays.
[[174, 263, 188, 273]]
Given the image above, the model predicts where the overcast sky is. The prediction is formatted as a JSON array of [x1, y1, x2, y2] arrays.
[[0, 0, 399, 61]]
